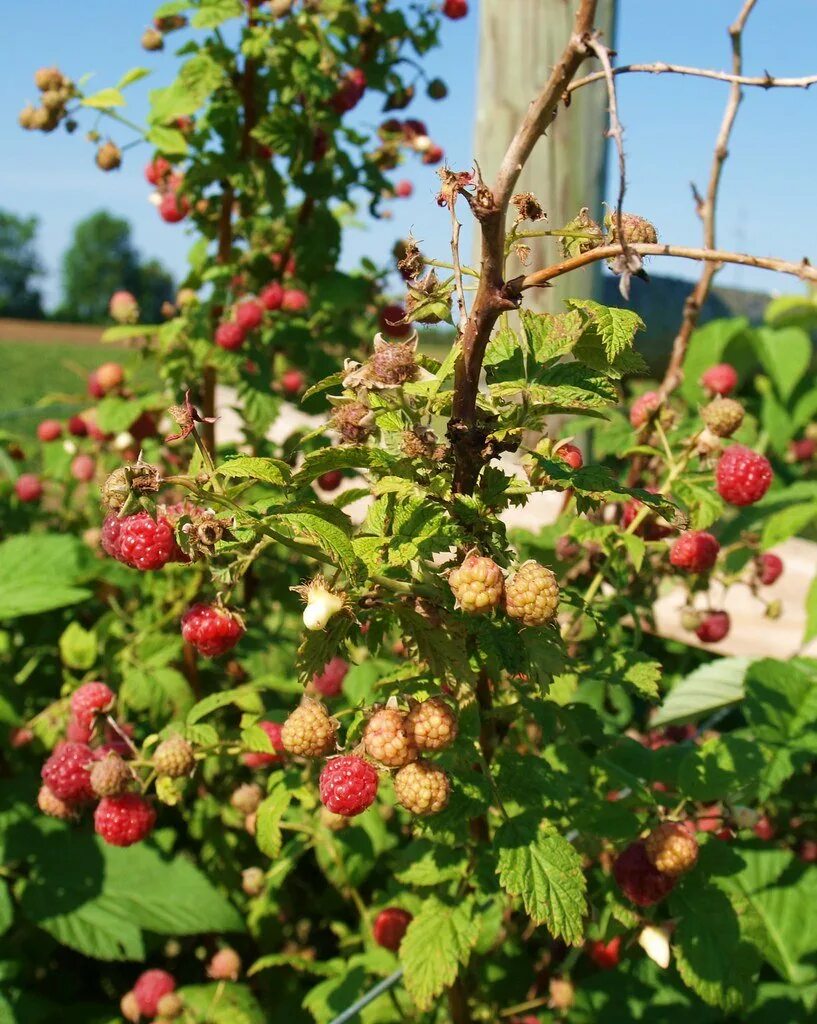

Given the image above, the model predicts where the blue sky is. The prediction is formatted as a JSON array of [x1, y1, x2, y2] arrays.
[[1, 0, 816, 309]]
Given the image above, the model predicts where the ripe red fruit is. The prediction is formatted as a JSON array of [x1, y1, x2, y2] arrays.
[[71, 454, 96, 482], [235, 300, 264, 332], [715, 445, 773, 506], [443, 0, 468, 18], [378, 304, 411, 338], [281, 368, 305, 396], [319, 755, 378, 817], [260, 281, 284, 311], [71, 682, 115, 729], [317, 470, 343, 491], [669, 531, 720, 573], [67, 414, 88, 437], [613, 841, 675, 907], [394, 180, 413, 199], [41, 742, 95, 802], [159, 192, 189, 222], [181, 603, 245, 657], [629, 391, 660, 428], [757, 552, 783, 586], [799, 839, 817, 862], [701, 362, 738, 396], [243, 720, 285, 768], [37, 419, 62, 442], [754, 815, 775, 841], [215, 321, 246, 351], [116, 511, 184, 570], [373, 907, 412, 951], [66, 719, 93, 744], [312, 656, 348, 698], [331, 68, 367, 114], [94, 793, 156, 846], [695, 610, 730, 643], [281, 288, 309, 313], [144, 156, 171, 186], [15, 474, 43, 502], [133, 969, 176, 1017], [790, 437, 816, 462], [422, 143, 444, 165], [556, 442, 583, 470], [587, 935, 621, 970]]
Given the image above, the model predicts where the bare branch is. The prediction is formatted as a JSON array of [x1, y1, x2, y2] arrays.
[[449, 204, 468, 332], [568, 61, 817, 94]]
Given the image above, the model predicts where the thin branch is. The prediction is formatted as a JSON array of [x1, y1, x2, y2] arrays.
[[511, 242, 817, 292], [659, 0, 758, 399], [568, 61, 817, 94], [449, 204, 468, 332]]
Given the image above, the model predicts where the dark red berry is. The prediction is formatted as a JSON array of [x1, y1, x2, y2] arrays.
[[695, 610, 730, 643], [373, 907, 412, 951], [613, 840, 675, 907], [757, 552, 783, 586], [669, 531, 720, 573]]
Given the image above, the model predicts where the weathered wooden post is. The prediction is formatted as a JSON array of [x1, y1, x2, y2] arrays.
[[474, 0, 617, 310]]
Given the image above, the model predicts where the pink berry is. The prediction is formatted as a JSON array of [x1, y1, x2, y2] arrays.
[[144, 156, 171, 186], [701, 363, 738, 396], [629, 391, 660, 429], [181, 603, 244, 657], [260, 282, 284, 310], [71, 454, 96, 482], [37, 419, 62, 442], [669, 531, 720, 573], [790, 438, 816, 462], [556, 443, 583, 470], [753, 815, 775, 841], [422, 143, 444, 165], [215, 321, 246, 351], [319, 755, 378, 817], [312, 656, 348, 698], [94, 793, 156, 846], [394, 180, 413, 198], [235, 300, 264, 332], [67, 415, 88, 437], [41, 742, 95, 802], [757, 552, 783, 586], [243, 720, 285, 768], [116, 511, 185, 571], [15, 474, 42, 503], [133, 970, 176, 1017], [159, 192, 189, 223], [587, 936, 621, 970], [281, 289, 309, 313], [716, 445, 773, 506], [281, 368, 305, 396]]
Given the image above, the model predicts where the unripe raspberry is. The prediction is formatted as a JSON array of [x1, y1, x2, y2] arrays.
[[37, 418, 62, 441], [394, 760, 450, 816], [71, 454, 96, 482], [370, 341, 418, 385], [94, 793, 156, 846], [405, 698, 458, 752], [555, 442, 583, 470], [120, 990, 141, 1023], [716, 445, 773, 506], [373, 907, 412, 951], [41, 742, 94, 802], [504, 561, 560, 626], [701, 362, 738, 396], [629, 391, 660, 429], [587, 935, 621, 970], [319, 755, 379, 817], [153, 735, 195, 778], [133, 969, 176, 1017], [757, 552, 783, 586], [669, 531, 719, 573], [607, 211, 657, 245], [90, 753, 133, 797], [548, 978, 575, 1011], [181, 603, 245, 657], [95, 141, 122, 171], [281, 700, 337, 757], [243, 720, 285, 768], [231, 782, 263, 814], [109, 290, 139, 324], [645, 821, 699, 876], [208, 948, 242, 981], [696, 610, 730, 643], [312, 656, 348, 697], [702, 397, 744, 438], [363, 708, 418, 767], [157, 992, 184, 1019], [790, 437, 817, 462], [242, 866, 266, 896], [613, 841, 675, 906], [332, 401, 374, 443], [142, 27, 165, 51], [37, 784, 80, 821], [449, 554, 504, 614]]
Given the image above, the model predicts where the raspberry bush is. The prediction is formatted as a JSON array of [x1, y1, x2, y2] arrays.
[[4, 2, 817, 1022]]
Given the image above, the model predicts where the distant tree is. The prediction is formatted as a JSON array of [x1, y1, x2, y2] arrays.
[[58, 210, 173, 323], [0, 209, 44, 319]]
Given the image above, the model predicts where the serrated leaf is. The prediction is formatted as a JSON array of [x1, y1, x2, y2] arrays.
[[190, 0, 244, 29], [805, 575, 817, 645], [523, 307, 585, 362], [81, 87, 125, 109], [292, 445, 396, 486], [394, 840, 468, 887], [117, 67, 151, 89], [652, 657, 750, 727], [256, 786, 291, 859], [0, 535, 91, 619], [186, 685, 265, 724], [401, 896, 479, 1010], [178, 983, 265, 1024], [761, 503, 817, 550], [673, 477, 725, 531], [271, 507, 362, 582], [218, 456, 291, 487], [495, 815, 586, 945], [678, 735, 764, 802], [567, 298, 644, 361]]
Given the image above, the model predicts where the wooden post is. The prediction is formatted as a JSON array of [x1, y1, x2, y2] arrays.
[[474, 0, 617, 310]]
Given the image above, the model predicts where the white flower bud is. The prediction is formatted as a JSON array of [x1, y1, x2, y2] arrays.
[[638, 924, 671, 968]]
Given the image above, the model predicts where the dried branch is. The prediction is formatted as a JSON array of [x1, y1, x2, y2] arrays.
[[449, 204, 468, 332], [659, 0, 758, 398], [568, 61, 817, 94]]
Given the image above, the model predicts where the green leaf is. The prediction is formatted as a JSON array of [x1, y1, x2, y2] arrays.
[[0, 880, 13, 937], [401, 896, 480, 1010], [117, 67, 151, 89], [674, 478, 725, 531], [804, 575, 817, 645], [678, 735, 764, 802], [186, 685, 265, 724], [522, 307, 585, 362], [613, 651, 661, 699], [765, 293, 817, 330], [0, 535, 91, 619], [218, 456, 291, 487], [81, 87, 125, 109], [394, 840, 468, 887], [144, 125, 189, 156], [59, 622, 97, 671], [744, 659, 817, 749], [753, 326, 811, 401], [761, 503, 817, 550], [256, 786, 291, 860], [652, 657, 750, 727], [567, 298, 644, 361], [271, 507, 362, 582], [100, 323, 160, 342], [292, 445, 396, 486], [178, 983, 265, 1024], [191, 0, 245, 28], [495, 815, 586, 945]]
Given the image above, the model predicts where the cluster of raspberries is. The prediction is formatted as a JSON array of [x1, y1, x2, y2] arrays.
[[102, 505, 189, 571], [120, 951, 241, 1022], [448, 554, 560, 627], [37, 683, 195, 847], [614, 822, 700, 907], [214, 283, 310, 352]]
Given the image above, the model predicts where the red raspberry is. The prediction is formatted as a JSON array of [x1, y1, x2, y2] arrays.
[[37, 419, 62, 442], [331, 70, 367, 114], [394, 180, 413, 199], [556, 442, 583, 470], [701, 362, 738, 396], [644, 822, 699, 876], [281, 289, 309, 313], [133, 969, 176, 1017], [281, 368, 305, 396], [101, 514, 124, 560], [613, 841, 675, 907], [41, 742, 94, 802], [181, 603, 244, 657], [621, 488, 671, 539], [117, 511, 184, 570], [243, 720, 285, 768], [235, 300, 264, 332], [319, 755, 378, 817], [207, 948, 242, 981], [378, 304, 411, 339], [695, 610, 730, 643], [669, 531, 719, 573], [67, 414, 88, 437], [94, 793, 156, 846], [373, 907, 412, 951], [799, 840, 817, 863], [443, 0, 468, 18], [145, 156, 171, 186], [629, 391, 660, 428], [317, 470, 343, 491], [312, 656, 348, 697], [260, 282, 284, 311], [15, 474, 43, 503], [716, 445, 773, 506], [215, 321, 246, 351], [159, 192, 189, 223], [757, 552, 783, 586], [753, 815, 775, 841], [587, 935, 621, 970], [790, 438, 817, 462], [71, 454, 96, 482], [66, 718, 93, 743], [71, 681, 115, 729], [422, 143, 444, 165]]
